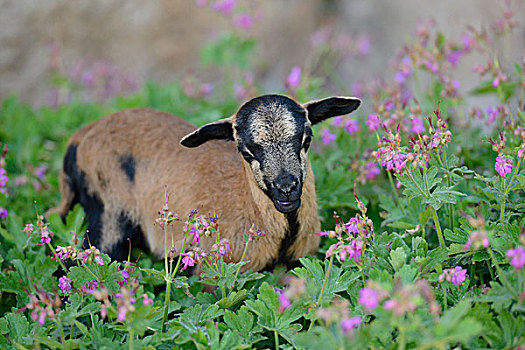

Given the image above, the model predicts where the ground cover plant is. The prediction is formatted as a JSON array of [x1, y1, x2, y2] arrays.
[[1, 1, 525, 349]]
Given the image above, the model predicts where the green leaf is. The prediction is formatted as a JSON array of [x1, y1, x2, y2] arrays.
[[244, 282, 306, 348], [444, 228, 468, 244], [421, 247, 448, 273], [424, 186, 466, 210], [217, 289, 248, 309], [294, 257, 360, 304], [419, 205, 433, 226], [389, 247, 407, 271]]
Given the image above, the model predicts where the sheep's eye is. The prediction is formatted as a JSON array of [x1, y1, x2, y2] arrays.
[[241, 150, 255, 162]]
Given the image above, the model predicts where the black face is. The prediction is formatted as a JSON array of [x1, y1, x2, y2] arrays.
[[234, 95, 311, 213], [180, 93, 362, 214]]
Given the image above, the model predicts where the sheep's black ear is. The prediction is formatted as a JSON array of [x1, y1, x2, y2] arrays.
[[180, 118, 234, 148], [304, 96, 361, 125]]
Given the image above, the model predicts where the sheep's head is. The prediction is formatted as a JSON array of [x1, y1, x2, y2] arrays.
[[181, 94, 361, 213]]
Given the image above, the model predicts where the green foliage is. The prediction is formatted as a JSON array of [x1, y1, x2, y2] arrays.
[[1, 6, 525, 349]]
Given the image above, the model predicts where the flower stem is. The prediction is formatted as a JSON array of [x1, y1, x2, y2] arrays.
[[316, 254, 334, 307], [387, 170, 404, 215], [500, 176, 506, 222], [161, 281, 171, 333], [501, 157, 522, 223], [431, 207, 445, 248], [129, 327, 133, 350], [487, 247, 518, 298], [422, 168, 445, 247], [234, 239, 251, 280], [441, 145, 454, 229], [274, 330, 279, 350], [442, 286, 447, 311]]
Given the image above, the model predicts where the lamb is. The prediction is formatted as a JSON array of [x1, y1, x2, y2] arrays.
[[50, 94, 361, 271]]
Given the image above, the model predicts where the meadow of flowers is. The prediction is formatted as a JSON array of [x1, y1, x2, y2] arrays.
[[1, 1, 525, 349]]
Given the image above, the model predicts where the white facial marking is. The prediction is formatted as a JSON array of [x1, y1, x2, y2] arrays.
[[250, 103, 297, 144]]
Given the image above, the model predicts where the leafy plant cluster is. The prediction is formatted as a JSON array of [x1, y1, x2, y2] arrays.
[[1, 1, 525, 349]]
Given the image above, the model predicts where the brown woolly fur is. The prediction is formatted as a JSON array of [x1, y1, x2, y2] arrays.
[[51, 94, 360, 271], [50, 108, 319, 271]]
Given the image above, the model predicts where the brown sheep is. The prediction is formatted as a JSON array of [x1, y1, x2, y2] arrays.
[[50, 94, 361, 271]]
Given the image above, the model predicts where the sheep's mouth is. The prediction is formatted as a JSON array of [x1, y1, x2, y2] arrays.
[[274, 199, 300, 213]]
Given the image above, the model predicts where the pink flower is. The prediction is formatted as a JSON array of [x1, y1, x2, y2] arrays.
[[486, 106, 498, 124], [344, 119, 359, 134], [447, 51, 463, 66], [340, 315, 361, 334], [332, 116, 344, 127], [285, 66, 302, 90], [410, 117, 425, 134], [86, 280, 98, 293], [344, 217, 360, 234], [321, 129, 336, 145], [40, 227, 52, 244], [507, 247, 525, 270], [181, 253, 195, 271], [58, 276, 72, 293], [0, 207, 7, 219], [495, 155, 513, 178], [275, 288, 291, 312], [450, 266, 467, 286], [233, 13, 253, 30], [359, 287, 379, 311], [211, 0, 236, 14], [142, 294, 154, 306], [366, 114, 380, 131], [365, 162, 380, 180]]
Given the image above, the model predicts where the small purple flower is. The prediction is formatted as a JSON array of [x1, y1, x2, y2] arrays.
[[286, 66, 302, 90], [384, 100, 395, 111], [121, 270, 130, 280], [142, 294, 154, 306], [340, 315, 361, 334], [365, 162, 380, 180], [181, 253, 195, 271], [462, 34, 474, 51], [486, 106, 498, 124], [331, 116, 343, 127], [507, 247, 525, 270], [344, 119, 359, 134], [85, 280, 99, 293], [40, 227, 52, 244], [450, 266, 467, 286], [344, 217, 360, 234], [211, 0, 236, 14], [321, 129, 336, 145], [233, 13, 253, 30], [0, 168, 8, 187], [410, 117, 425, 134], [58, 276, 72, 293], [366, 114, 380, 131], [0, 207, 7, 219], [447, 50, 463, 66], [495, 155, 513, 179], [275, 287, 291, 312], [190, 227, 200, 245], [359, 287, 379, 311]]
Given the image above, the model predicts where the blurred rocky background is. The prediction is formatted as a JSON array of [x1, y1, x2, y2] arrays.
[[1, 0, 524, 106]]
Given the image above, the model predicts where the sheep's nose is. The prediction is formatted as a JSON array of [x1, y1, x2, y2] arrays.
[[274, 173, 298, 195]]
